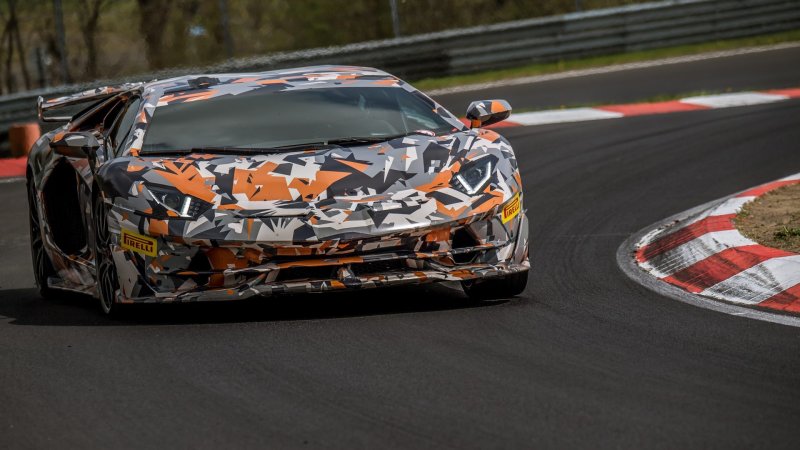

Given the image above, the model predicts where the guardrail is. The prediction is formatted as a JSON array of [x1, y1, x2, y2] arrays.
[[0, 0, 798, 141]]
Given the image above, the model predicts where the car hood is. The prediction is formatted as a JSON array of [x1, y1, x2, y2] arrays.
[[103, 129, 522, 241]]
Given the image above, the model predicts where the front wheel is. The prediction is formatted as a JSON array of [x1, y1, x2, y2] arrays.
[[93, 195, 120, 315], [461, 270, 528, 300]]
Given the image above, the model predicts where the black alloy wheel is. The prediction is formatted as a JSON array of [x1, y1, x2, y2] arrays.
[[93, 195, 120, 315]]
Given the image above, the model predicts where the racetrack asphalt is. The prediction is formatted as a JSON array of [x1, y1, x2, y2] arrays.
[[2, 49, 800, 449], [433, 45, 800, 114]]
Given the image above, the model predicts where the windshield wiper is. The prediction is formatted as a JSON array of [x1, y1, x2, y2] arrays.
[[142, 132, 437, 155], [190, 146, 288, 154], [324, 131, 434, 146], [143, 146, 304, 155], [192, 142, 349, 153]]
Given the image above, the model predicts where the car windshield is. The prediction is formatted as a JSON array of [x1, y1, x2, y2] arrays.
[[140, 86, 462, 153]]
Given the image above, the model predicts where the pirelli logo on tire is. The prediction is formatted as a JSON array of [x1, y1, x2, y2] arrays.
[[501, 193, 521, 224], [121, 229, 157, 257]]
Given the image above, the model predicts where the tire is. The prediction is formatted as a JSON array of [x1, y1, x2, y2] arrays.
[[461, 270, 528, 300], [28, 181, 57, 299], [93, 195, 121, 315]]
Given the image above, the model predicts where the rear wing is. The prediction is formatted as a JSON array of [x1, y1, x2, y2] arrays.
[[37, 82, 144, 122]]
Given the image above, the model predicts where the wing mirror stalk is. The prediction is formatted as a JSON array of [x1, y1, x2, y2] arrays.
[[49, 131, 101, 159]]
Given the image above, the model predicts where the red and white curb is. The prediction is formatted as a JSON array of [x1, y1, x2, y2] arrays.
[[494, 88, 800, 127], [624, 173, 800, 323]]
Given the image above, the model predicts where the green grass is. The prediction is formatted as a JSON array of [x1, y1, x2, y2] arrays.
[[775, 226, 800, 240], [413, 29, 800, 92]]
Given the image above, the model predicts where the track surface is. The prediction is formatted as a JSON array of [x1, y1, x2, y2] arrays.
[[434, 45, 800, 113], [3, 49, 800, 448]]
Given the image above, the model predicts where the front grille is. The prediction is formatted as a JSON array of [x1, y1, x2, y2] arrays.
[[160, 222, 498, 289], [351, 260, 407, 276], [451, 227, 479, 263], [186, 251, 212, 285], [275, 266, 336, 282]]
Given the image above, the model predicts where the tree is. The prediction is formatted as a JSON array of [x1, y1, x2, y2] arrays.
[[78, 0, 107, 79], [0, 0, 31, 93], [136, 0, 173, 70]]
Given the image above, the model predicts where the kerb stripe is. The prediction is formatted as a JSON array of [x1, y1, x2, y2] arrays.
[[760, 284, 800, 313], [636, 214, 736, 263], [663, 245, 796, 293]]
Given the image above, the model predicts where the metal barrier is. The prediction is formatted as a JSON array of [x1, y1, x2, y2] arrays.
[[0, 0, 798, 138]]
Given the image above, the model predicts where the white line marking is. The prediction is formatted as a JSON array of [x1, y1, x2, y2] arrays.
[[779, 173, 800, 181], [492, 89, 795, 127], [681, 92, 788, 108], [509, 108, 622, 126], [429, 42, 800, 96], [709, 196, 755, 216], [492, 88, 795, 128]]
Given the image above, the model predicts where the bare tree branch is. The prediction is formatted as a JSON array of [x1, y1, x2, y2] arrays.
[[137, 0, 174, 70], [78, 0, 107, 79], [10, 0, 31, 89]]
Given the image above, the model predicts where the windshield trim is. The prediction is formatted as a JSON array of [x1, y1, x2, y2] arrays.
[[129, 82, 466, 156]]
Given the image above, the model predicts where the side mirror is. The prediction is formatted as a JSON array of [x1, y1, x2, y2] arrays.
[[49, 131, 101, 158], [465, 100, 512, 128]]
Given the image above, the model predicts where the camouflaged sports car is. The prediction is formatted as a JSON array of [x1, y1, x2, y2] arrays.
[[28, 66, 529, 314]]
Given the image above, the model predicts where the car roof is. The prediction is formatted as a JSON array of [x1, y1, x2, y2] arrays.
[[144, 65, 396, 92], [40, 66, 398, 124]]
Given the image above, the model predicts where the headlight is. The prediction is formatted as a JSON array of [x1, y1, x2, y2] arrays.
[[145, 186, 208, 218], [453, 158, 493, 195]]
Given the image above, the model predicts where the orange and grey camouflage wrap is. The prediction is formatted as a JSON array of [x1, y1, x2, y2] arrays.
[[28, 66, 529, 303]]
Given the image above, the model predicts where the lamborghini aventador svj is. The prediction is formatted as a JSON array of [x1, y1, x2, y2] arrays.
[[28, 65, 529, 314]]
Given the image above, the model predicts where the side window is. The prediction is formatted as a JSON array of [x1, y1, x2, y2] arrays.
[[71, 97, 125, 133], [396, 91, 441, 130], [101, 100, 126, 131], [109, 97, 141, 155]]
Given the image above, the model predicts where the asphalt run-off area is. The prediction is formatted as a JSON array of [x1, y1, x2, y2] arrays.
[[1, 45, 800, 448]]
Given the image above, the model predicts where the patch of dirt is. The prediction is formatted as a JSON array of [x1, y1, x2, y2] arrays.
[[735, 183, 800, 254]]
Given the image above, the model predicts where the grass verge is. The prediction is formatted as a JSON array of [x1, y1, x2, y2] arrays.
[[414, 29, 800, 92], [736, 183, 800, 254]]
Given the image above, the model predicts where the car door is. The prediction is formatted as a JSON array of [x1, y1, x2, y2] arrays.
[[38, 95, 130, 280]]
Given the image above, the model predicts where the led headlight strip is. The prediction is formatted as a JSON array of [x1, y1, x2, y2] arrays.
[[454, 159, 493, 195], [147, 186, 194, 218]]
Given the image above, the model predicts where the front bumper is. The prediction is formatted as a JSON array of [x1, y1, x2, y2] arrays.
[[109, 205, 530, 303], [124, 260, 529, 303]]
